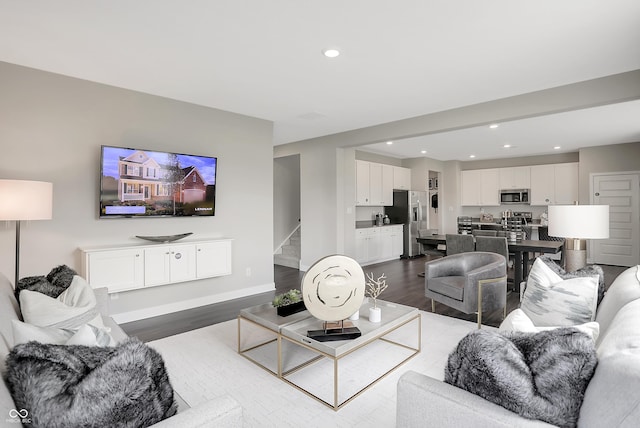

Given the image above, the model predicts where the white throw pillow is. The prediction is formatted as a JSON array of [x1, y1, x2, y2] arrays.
[[520, 258, 599, 327], [20, 275, 105, 330], [500, 308, 600, 342], [12, 320, 113, 347]]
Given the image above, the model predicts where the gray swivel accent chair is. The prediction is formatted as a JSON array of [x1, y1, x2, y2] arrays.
[[445, 234, 474, 255], [424, 252, 507, 328], [471, 229, 497, 237]]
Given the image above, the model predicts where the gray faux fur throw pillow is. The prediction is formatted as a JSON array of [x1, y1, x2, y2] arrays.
[[5, 338, 177, 428], [15, 265, 78, 301], [445, 328, 597, 428]]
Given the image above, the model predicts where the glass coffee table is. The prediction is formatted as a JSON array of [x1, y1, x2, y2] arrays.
[[238, 299, 420, 410], [237, 302, 313, 376]]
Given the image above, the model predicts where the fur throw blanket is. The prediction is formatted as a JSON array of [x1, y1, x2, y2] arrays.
[[15, 265, 78, 301], [4, 338, 177, 428], [445, 328, 597, 428]]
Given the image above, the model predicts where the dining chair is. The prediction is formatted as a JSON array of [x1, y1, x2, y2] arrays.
[[475, 236, 513, 285], [445, 234, 474, 255]]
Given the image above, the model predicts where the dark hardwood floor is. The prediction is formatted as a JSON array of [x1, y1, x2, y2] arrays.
[[121, 256, 627, 342]]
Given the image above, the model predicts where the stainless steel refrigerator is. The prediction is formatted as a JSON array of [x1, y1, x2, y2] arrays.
[[384, 190, 428, 258]]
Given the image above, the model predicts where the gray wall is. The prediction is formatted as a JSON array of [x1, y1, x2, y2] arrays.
[[579, 142, 640, 202], [0, 62, 275, 321], [273, 155, 300, 250], [274, 71, 640, 265]]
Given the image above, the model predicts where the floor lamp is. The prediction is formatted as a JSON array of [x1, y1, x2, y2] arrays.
[[548, 204, 609, 272], [0, 179, 53, 287]]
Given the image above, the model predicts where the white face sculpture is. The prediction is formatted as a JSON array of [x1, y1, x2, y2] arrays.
[[301, 255, 365, 322]]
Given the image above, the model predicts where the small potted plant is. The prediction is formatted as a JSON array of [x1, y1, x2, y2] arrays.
[[272, 289, 306, 317], [366, 272, 388, 323]]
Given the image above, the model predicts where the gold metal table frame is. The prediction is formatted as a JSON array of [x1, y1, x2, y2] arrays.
[[237, 301, 421, 411]]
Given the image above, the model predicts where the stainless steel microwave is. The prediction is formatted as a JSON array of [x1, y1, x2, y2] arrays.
[[500, 189, 530, 205]]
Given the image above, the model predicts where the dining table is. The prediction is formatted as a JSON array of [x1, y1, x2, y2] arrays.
[[416, 235, 565, 291]]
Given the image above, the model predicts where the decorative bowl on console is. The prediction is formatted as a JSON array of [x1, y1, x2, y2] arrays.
[[135, 233, 193, 243]]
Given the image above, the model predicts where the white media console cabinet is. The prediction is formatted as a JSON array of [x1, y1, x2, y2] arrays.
[[80, 238, 232, 293]]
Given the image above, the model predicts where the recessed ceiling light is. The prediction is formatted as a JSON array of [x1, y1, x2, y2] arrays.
[[553, 146, 561, 150], [469, 155, 476, 158], [421, 150, 427, 154], [386, 141, 393, 145], [489, 124, 499, 129], [503, 144, 511, 148], [322, 48, 340, 58]]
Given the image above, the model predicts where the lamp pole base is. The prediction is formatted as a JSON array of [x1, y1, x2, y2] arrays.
[[565, 238, 587, 272]]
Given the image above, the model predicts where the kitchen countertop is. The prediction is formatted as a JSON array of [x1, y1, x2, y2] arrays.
[[355, 221, 404, 229]]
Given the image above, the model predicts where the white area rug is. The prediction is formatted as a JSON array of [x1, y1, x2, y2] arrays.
[[149, 311, 486, 428]]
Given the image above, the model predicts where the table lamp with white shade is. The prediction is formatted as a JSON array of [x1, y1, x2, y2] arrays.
[[548, 204, 609, 272], [0, 179, 53, 287]]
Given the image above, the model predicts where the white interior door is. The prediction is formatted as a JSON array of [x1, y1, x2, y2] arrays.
[[591, 173, 640, 266]]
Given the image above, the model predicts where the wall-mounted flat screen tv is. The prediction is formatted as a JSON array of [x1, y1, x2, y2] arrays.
[[100, 145, 217, 218]]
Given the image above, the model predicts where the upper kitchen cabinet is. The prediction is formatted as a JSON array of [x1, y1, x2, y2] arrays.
[[499, 166, 531, 189], [356, 160, 393, 206], [530, 163, 578, 205], [461, 169, 500, 206], [393, 166, 411, 190]]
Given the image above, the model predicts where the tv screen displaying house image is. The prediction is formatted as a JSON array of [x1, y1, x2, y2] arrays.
[[100, 145, 217, 218]]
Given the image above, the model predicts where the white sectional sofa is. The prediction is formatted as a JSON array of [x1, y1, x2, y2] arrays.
[[397, 264, 640, 427], [0, 272, 242, 427]]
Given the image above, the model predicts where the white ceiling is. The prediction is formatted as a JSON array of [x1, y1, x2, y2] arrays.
[[1, 1, 639, 160]]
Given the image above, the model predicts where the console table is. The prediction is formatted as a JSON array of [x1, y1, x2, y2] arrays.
[[80, 238, 232, 293]]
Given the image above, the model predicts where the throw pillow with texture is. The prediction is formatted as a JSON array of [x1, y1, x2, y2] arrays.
[[536, 256, 605, 305], [445, 328, 597, 428], [521, 258, 599, 326], [499, 308, 599, 342], [12, 320, 114, 347], [5, 338, 177, 428], [20, 275, 104, 330]]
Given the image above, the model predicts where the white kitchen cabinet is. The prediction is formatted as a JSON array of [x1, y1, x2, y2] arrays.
[[81, 239, 233, 293], [499, 166, 531, 189], [554, 163, 579, 204], [393, 166, 411, 190], [461, 169, 500, 206], [530, 163, 578, 205], [144, 244, 196, 287], [356, 160, 393, 206], [355, 226, 403, 265], [356, 160, 371, 205]]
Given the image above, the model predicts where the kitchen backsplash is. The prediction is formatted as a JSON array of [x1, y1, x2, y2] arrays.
[[460, 205, 548, 220]]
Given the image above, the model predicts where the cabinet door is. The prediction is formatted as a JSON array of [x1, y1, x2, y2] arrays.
[[554, 163, 579, 204], [530, 165, 555, 205], [85, 249, 143, 292], [381, 164, 394, 205], [196, 241, 232, 278], [367, 228, 381, 261], [144, 247, 171, 286], [379, 228, 393, 259], [461, 170, 481, 205], [356, 160, 370, 205], [513, 167, 531, 189], [355, 230, 369, 263], [480, 169, 500, 206], [393, 167, 411, 190], [369, 163, 383, 206], [499, 167, 530, 189], [169, 244, 197, 283], [390, 226, 404, 257]]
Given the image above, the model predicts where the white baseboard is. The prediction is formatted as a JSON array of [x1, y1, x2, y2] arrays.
[[112, 282, 276, 324]]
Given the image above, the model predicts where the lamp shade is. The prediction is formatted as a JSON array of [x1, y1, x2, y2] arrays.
[[548, 205, 609, 239], [0, 179, 53, 220]]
